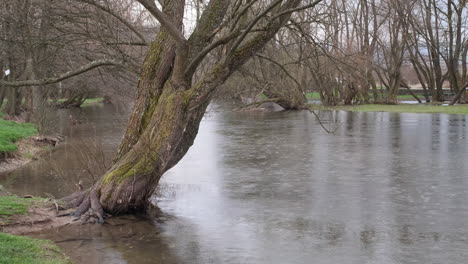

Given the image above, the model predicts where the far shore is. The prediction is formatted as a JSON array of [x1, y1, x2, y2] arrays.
[[308, 103, 468, 115]]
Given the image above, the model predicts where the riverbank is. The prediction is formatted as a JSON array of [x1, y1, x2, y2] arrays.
[[0, 232, 70, 264], [0, 194, 72, 263], [52, 97, 105, 108], [305, 92, 422, 101], [0, 115, 37, 155], [0, 115, 37, 173], [0, 136, 62, 174], [308, 103, 468, 115], [0, 113, 62, 173]]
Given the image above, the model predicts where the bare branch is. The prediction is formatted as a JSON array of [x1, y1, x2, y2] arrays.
[[228, 0, 284, 57], [271, 0, 324, 20], [136, 0, 187, 44], [106, 41, 149, 46], [307, 108, 339, 134], [79, 0, 148, 45], [256, 53, 301, 88], [185, 30, 241, 76], [0, 59, 124, 87]]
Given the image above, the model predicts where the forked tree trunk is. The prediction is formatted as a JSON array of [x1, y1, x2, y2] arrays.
[[63, 0, 307, 219]]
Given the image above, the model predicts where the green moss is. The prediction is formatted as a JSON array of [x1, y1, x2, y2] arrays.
[[183, 90, 193, 105], [0, 233, 70, 264], [308, 104, 468, 115], [102, 162, 133, 184], [141, 81, 173, 130], [142, 31, 168, 80], [0, 118, 37, 154], [102, 155, 154, 185], [102, 89, 186, 185]]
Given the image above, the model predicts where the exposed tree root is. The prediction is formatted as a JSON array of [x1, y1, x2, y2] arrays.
[[60, 188, 108, 224], [71, 195, 90, 219], [90, 190, 104, 224], [62, 190, 88, 208]]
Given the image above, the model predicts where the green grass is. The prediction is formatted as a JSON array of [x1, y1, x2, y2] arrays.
[[0, 196, 45, 225], [0, 196, 69, 263], [0, 118, 37, 153], [82, 97, 104, 104], [51, 97, 104, 105], [257, 93, 420, 101], [305, 92, 422, 100], [0, 233, 70, 264], [309, 104, 468, 115], [305, 92, 321, 99]]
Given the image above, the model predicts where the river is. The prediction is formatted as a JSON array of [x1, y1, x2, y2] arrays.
[[1, 103, 467, 264]]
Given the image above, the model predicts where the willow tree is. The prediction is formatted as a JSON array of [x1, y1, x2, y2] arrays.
[[3, 0, 323, 221]]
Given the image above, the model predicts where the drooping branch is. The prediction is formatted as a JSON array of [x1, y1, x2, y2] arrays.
[[79, 0, 148, 45], [137, 0, 187, 44], [0, 59, 124, 87], [256, 53, 301, 88]]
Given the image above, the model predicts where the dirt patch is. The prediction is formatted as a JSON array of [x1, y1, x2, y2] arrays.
[[1, 205, 76, 235], [0, 136, 62, 174]]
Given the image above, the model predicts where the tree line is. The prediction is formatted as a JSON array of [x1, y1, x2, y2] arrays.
[[222, 0, 467, 108]]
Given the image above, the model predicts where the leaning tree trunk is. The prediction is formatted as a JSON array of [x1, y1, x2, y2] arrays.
[[64, 0, 306, 220], [94, 85, 207, 214]]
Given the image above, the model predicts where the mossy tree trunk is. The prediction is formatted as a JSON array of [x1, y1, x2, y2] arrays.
[[64, 0, 313, 219]]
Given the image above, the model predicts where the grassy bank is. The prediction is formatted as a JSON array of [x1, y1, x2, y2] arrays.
[[82, 97, 104, 105], [0, 196, 45, 225], [52, 97, 104, 107], [309, 104, 468, 115], [0, 116, 37, 154], [305, 92, 421, 100], [0, 195, 70, 264], [0, 233, 70, 264]]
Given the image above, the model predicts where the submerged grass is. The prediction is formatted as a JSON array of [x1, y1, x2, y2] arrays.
[[309, 104, 468, 115]]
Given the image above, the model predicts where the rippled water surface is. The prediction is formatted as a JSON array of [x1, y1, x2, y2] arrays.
[[1, 103, 468, 264]]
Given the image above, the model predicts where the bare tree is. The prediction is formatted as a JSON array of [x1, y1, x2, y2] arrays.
[[55, 0, 325, 221]]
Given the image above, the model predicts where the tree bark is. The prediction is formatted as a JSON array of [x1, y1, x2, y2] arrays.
[[63, 0, 309, 218]]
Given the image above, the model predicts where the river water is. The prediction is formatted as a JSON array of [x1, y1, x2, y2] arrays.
[[1, 103, 468, 264]]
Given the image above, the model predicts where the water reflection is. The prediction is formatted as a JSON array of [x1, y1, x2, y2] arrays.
[[2, 104, 468, 263]]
